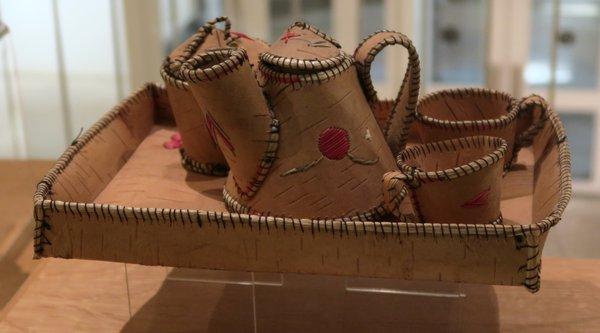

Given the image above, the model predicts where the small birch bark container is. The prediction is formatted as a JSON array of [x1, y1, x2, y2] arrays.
[[160, 17, 269, 175], [415, 88, 548, 169], [179, 49, 279, 211], [383, 136, 507, 225]]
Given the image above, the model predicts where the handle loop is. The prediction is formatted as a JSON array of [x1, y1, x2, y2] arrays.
[[382, 171, 411, 218], [354, 31, 421, 154], [511, 94, 550, 164], [207, 16, 232, 41]]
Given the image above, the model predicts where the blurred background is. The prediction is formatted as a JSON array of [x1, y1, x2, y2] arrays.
[[1, 0, 599, 194], [0, 0, 598, 312]]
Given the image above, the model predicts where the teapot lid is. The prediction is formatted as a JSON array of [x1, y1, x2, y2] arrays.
[[261, 22, 350, 70], [268, 22, 340, 58], [169, 29, 228, 60], [260, 22, 353, 84]]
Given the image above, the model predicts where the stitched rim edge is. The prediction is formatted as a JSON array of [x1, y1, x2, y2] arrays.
[[397, 136, 507, 182], [160, 58, 189, 89], [223, 188, 406, 222], [179, 148, 228, 176], [416, 88, 517, 130], [259, 55, 353, 85], [179, 48, 247, 83], [259, 53, 348, 72]]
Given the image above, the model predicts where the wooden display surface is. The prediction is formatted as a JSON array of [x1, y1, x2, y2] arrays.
[[32, 84, 572, 292], [1, 257, 598, 332]]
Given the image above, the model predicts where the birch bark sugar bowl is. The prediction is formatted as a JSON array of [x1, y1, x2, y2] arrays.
[[33, 17, 571, 293]]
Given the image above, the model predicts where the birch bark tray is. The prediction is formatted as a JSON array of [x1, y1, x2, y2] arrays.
[[33, 83, 572, 293]]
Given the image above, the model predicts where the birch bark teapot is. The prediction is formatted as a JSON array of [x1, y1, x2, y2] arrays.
[[180, 22, 421, 220]]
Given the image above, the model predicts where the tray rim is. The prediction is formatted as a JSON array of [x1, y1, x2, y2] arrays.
[[32, 83, 572, 292]]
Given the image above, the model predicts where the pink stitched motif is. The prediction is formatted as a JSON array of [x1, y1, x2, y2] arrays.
[[280, 31, 301, 44], [318, 127, 350, 160], [163, 133, 183, 149], [205, 112, 235, 154], [231, 31, 254, 41], [280, 126, 379, 177], [461, 187, 491, 208]]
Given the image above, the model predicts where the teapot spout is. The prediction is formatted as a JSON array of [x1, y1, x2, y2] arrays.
[[180, 49, 279, 200]]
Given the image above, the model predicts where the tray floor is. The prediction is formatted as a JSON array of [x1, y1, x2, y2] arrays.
[[95, 126, 532, 224], [95, 127, 227, 212]]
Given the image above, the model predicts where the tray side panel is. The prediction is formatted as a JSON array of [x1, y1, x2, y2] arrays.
[[50, 87, 157, 203], [532, 120, 562, 224], [41, 205, 528, 286], [527, 108, 571, 292]]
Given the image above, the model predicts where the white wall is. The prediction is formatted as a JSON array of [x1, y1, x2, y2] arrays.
[[0, 0, 125, 159]]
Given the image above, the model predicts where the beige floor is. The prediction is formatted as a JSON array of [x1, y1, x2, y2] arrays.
[[0, 160, 53, 311]]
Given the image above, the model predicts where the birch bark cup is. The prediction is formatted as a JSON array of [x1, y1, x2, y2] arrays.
[[416, 88, 518, 169], [354, 30, 421, 156], [160, 17, 269, 175], [383, 136, 507, 224], [416, 89, 549, 169], [180, 49, 278, 204], [220, 22, 396, 220]]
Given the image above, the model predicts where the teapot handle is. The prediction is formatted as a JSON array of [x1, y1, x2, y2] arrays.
[[354, 31, 421, 154], [207, 16, 232, 40], [511, 94, 550, 165]]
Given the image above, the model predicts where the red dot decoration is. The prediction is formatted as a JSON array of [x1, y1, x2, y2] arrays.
[[318, 127, 350, 160]]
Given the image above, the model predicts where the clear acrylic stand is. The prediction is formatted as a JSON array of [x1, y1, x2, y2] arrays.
[[165, 270, 284, 333], [343, 276, 467, 298], [166, 270, 285, 287], [124, 265, 484, 332]]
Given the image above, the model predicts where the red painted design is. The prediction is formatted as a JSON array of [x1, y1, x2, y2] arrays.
[[318, 127, 350, 160], [231, 31, 254, 41], [280, 31, 301, 44], [233, 176, 246, 197], [163, 132, 183, 149], [205, 112, 235, 154], [233, 174, 255, 199], [461, 187, 491, 208]]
